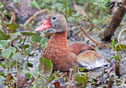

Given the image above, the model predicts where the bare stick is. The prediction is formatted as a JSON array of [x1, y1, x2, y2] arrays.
[[24, 9, 48, 26], [1, 13, 8, 34], [10, 12, 16, 23], [80, 26, 108, 47], [118, 29, 126, 50], [67, 76, 75, 88]]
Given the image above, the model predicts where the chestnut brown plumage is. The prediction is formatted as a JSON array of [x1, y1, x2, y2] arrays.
[[35, 13, 109, 71]]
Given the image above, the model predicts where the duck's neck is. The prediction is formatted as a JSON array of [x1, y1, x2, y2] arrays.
[[48, 30, 67, 46]]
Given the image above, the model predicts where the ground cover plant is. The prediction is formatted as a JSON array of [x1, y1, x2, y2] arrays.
[[0, 0, 126, 88]]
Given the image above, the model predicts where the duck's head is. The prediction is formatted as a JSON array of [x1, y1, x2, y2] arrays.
[[35, 13, 67, 33]]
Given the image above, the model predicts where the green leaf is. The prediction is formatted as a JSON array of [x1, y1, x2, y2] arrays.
[[0, 30, 4, 34], [0, 73, 5, 77], [26, 73, 31, 80], [21, 31, 37, 36], [27, 62, 33, 67], [0, 76, 5, 85], [30, 0, 40, 9], [2, 47, 16, 58], [22, 44, 30, 49], [10, 32, 22, 41], [10, 60, 16, 68], [114, 54, 120, 61], [32, 33, 41, 43], [24, 48, 31, 55], [11, 53, 23, 63], [40, 38, 48, 48], [0, 40, 9, 49], [76, 76, 87, 84], [0, 34, 10, 40], [7, 23, 18, 32], [0, 62, 6, 69], [67, 16, 75, 22], [39, 57, 53, 76]]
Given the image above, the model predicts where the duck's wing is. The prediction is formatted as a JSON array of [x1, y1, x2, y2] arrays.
[[68, 43, 95, 55], [77, 50, 109, 69]]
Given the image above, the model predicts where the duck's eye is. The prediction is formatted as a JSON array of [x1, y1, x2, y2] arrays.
[[52, 16, 56, 20]]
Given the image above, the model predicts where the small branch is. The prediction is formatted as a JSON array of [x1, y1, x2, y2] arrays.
[[1, 13, 8, 34], [67, 75, 75, 88], [107, 75, 114, 88], [24, 9, 48, 27], [10, 12, 16, 24], [115, 61, 121, 77], [32, 73, 40, 85], [32, 73, 48, 86], [118, 29, 126, 50], [68, 69, 73, 82], [60, 72, 67, 78], [39, 74, 48, 81], [80, 26, 108, 47]]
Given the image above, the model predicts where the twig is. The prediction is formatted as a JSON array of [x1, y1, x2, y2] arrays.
[[96, 65, 114, 85], [39, 74, 48, 81], [60, 72, 67, 78], [68, 69, 73, 82], [10, 12, 16, 23], [107, 75, 114, 88], [24, 9, 48, 26], [80, 26, 108, 47], [1, 13, 8, 34], [67, 65, 77, 88], [118, 29, 126, 50], [32, 73, 40, 85], [67, 76, 75, 88], [115, 61, 121, 77], [16, 61, 19, 73]]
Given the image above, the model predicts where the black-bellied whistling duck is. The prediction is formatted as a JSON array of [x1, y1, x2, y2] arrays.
[[35, 13, 109, 71]]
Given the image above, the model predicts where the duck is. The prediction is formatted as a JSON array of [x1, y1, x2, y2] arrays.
[[35, 13, 109, 71]]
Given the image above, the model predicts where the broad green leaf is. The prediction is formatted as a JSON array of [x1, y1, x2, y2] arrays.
[[11, 53, 23, 63], [10, 60, 16, 68], [30, 0, 40, 9], [114, 54, 120, 61], [67, 16, 75, 22], [27, 62, 33, 67], [0, 40, 9, 49], [0, 73, 5, 77], [39, 57, 53, 76], [40, 38, 48, 48], [10, 32, 22, 41], [0, 34, 10, 40], [21, 31, 37, 36], [76, 76, 87, 84], [2, 47, 16, 58], [7, 23, 18, 32], [22, 44, 30, 49], [32, 33, 41, 43], [24, 48, 31, 55], [0, 62, 6, 69], [26, 73, 31, 80], [0, 76, 5, 85], [0, 30, 4, 34]]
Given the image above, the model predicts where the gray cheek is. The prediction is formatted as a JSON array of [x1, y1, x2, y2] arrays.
[[50, 20, 57, 28]]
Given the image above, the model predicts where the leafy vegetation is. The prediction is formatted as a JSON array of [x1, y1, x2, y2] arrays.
[[0, 0, 126, 88]]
